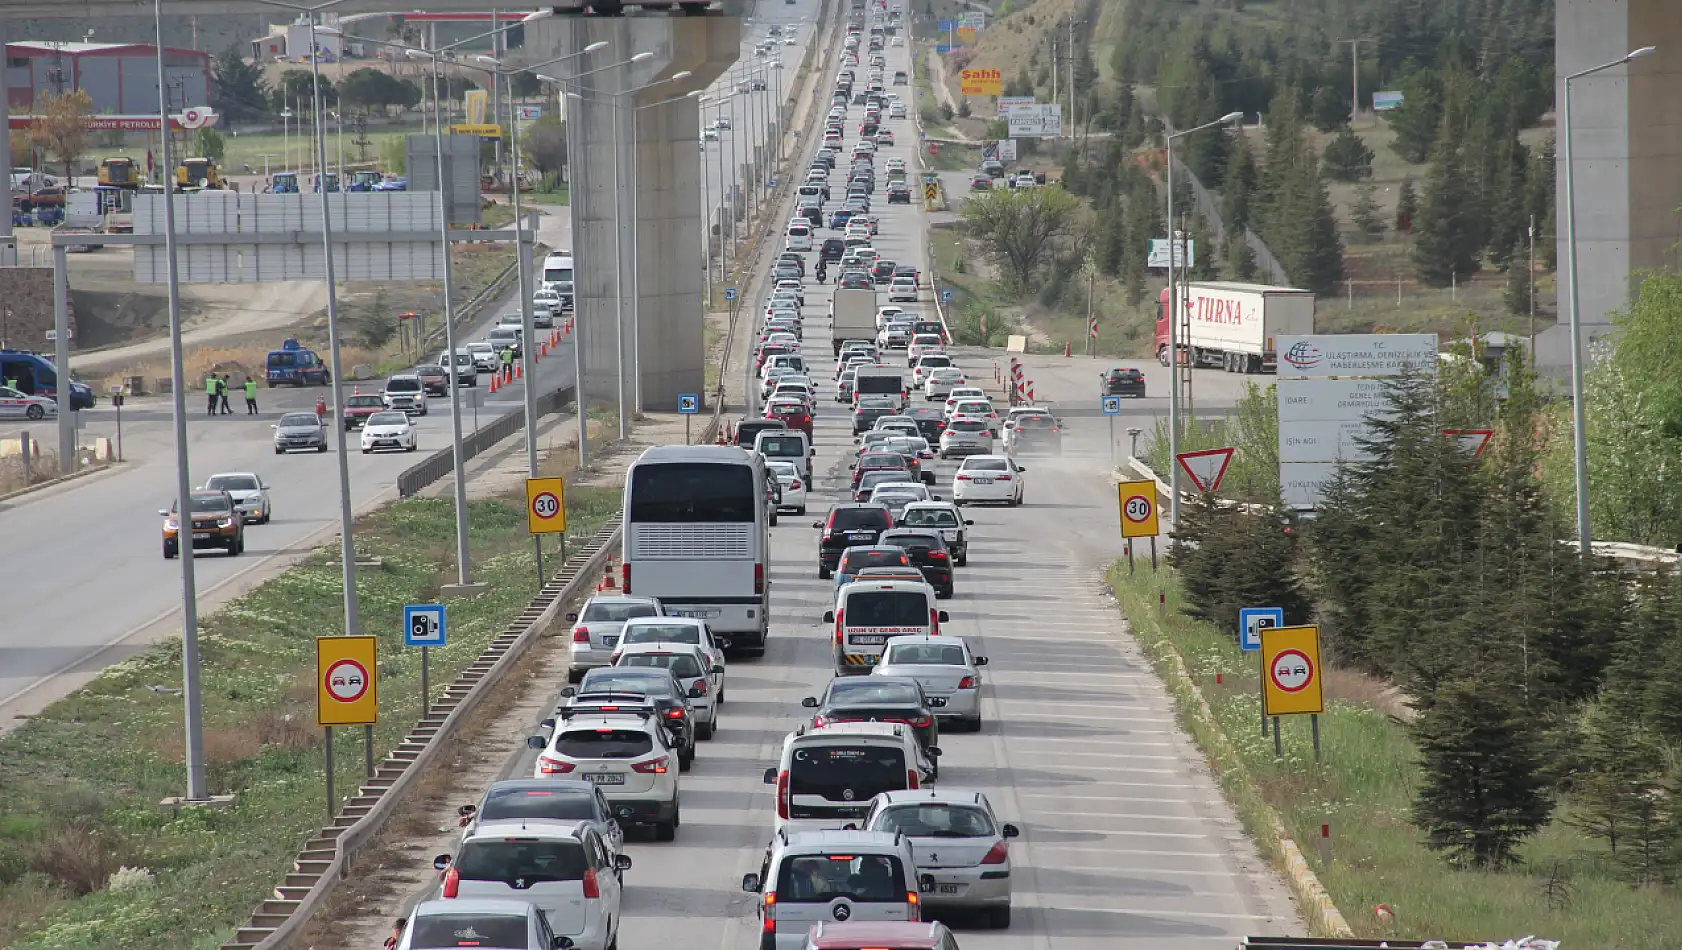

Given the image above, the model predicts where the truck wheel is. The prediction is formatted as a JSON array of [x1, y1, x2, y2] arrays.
[[1157, 345, 1169, 367]]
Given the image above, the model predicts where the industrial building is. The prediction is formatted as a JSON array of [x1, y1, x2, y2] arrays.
[[4, 42, 210, 117]]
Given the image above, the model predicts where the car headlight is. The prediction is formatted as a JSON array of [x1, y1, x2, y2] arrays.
[[164, 520, 179, 531], [218, 517, 234, 528]]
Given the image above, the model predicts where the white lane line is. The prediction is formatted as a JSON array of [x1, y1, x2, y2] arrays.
[[1027, 844, 1238, 858], [1017, 790, 1201, 802], [1036, 864, 1255, 878], [991, 748, 1184, 761], [1015, 901, 1270, 922], [1020, 810, 1216, 823]]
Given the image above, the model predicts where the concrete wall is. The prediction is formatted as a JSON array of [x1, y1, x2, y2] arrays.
[[1540, 0, 1682, 372], [0, 267, 77, 350]]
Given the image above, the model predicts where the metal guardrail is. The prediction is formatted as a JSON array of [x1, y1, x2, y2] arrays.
[[1241, 940, 1516, 949], [397, 384, 576, 497], [222, 517, 624, 950]]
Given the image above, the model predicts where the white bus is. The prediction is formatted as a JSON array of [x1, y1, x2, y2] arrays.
[[621, 445, 771, 655]]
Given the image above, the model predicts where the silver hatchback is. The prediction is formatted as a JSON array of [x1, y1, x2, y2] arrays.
[[566, 595, 664, 682]]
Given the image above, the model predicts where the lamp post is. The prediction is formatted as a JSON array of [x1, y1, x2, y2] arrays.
[[1562, 45, 1655, 555], [1164, 111, 1241, 530], [699, 94, 735, 302], [280, 105, 293, 172]]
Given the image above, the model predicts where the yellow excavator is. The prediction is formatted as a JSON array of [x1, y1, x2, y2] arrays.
[[98, 156, 140, 189], [174, 157, 227, 191]]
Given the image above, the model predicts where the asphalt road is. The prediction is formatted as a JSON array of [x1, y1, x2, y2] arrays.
[[380, 15, 1301, 948], [0, 13, 802, 722]]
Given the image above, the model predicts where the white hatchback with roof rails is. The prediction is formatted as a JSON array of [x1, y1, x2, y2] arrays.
[[432, 820, 631, 950]]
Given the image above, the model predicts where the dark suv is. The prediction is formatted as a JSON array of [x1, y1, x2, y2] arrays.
[[879, 527, 955, 598], [814, 504, 896, 577], [1009, 412, 1064, 456], [1102, 367, 1147, 397], [887, 181, 912, 204]]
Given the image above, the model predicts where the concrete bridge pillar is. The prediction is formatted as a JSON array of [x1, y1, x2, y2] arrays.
[[1539, 0, 1682, 372], [529, 15, 739, 412]]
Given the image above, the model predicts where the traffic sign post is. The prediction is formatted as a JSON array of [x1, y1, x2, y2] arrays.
[[678, 393, 700, 443], [941, 289, 953, 303], [1117, 479, 1160, 574], [1176, 447, 1236, 495], [404, 604, 447, 714], [724, 287, 737, 301], [1260, 624, 1324, 760], [1238, 606, 1283, 653], [1101, 395, 1123, 463], [526, 476, 567, 586], [316, 635, 379, 816]]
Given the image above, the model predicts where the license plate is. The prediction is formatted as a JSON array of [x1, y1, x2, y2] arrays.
[[675, 608, 721, 619], [851, 635, 887, 645], [192, 532, 212, 540], [846, 531, 873, 539], [972, 477, 994, 484], [927, 696, 947, 707], [585, 773, 625, 785], [602, 636, 617, 647], [938, 884, 962, 895]]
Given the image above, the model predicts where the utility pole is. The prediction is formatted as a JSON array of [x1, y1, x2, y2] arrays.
[[1527, 215, 1537, 365], [1341, 39, 1360, 124]]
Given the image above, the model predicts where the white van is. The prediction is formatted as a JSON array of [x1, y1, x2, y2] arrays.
[[764, 722, 934, 836], [825, 579, 947, 674], [541, 251, 574, 289], [742, 829, 928, 950], [755, 429, 813, 481], [786, 221, 814, 252]]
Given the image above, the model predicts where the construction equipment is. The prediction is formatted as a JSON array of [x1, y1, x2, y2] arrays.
[[313, 172, 340, 193], [174, 157, 227, 191], [269, 172, 300, 194], [347, 169, 383, 192], [98, 157, 141, 189]]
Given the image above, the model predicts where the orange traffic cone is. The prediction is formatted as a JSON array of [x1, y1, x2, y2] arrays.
[[597, 557, 618, 592], [489, 374, 498, 394], [1063, 341, 1071, 358], [515, 362, 522, 379]]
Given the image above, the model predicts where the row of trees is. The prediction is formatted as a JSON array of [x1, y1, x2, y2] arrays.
[[211, 48, 488, 124], [1170, 359, 1682, 878]]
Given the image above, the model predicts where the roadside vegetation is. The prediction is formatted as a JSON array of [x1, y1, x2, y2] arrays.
[[0, 485, 620, 950]]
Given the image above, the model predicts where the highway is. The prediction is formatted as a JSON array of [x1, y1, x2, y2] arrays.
[[359, 9, 1301, 948], [0, 9, 815, 726]]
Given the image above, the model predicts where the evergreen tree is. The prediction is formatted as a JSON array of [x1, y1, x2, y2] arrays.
[[1503, 241, 1533, 314], [1269, 151, 1345, 294], [1350, 183, 1385, 242], [1095, 198, 1126, 276], [1321, 125, 1374, 181], [1410, 681, 1555, 869], [1168, 495, 1246, 627], [1412, 122, 1483, 287], [1220, 132, 1258, 234], [1388, 66, 1444, 163], [1189, 212, 1220, 280], [211, 47, 268, 123], [1226, 234, 1258, 281], [1395, 177, 1419, 233], [1568, 700, 1677, 883]]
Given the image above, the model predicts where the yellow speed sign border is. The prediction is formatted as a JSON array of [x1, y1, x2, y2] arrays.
[[1116, 479, 1160, 538], [525, 476, 567, 535], [316, 635, 379, 727]]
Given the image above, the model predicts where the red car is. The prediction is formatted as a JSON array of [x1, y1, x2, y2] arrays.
[[765, 399, 812, 437], [850, 451, 912, 488]]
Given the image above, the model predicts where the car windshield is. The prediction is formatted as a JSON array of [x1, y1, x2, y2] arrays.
[[582, 601, 660, 623], [453, 838, 587, 883], [830, 507, 892, 530], [841, 549, 909, 571], [829, 679, 922, 704], [205, 475, 258, 492], [620, 623, 704, 647], [279, 413, 319, 427], [553, 728, 654, 759], [367, 412, 408, 426], [478, 786, 597, 822], [410, 914, 530, 949], [348, 395, 384, 408], [949, 420, 987, 433], [618, 652, 705, 679], [965, 458, 1009, 472], [775, 853, 907, 903], [858, 472, 903, 492], [185, 495, 230, 513], [578, 669, 676, 696], [873, 804, 994, 838], [885, 642, 969, 666], [760, 435, 806, 455], [1017, 416, 1056, 428], [843, 590, 931, 627], [386, 378, 421, 392]]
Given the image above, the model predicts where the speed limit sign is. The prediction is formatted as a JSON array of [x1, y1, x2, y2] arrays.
[[525, 476, 567, 535], [1117, 480, 1159, 538]]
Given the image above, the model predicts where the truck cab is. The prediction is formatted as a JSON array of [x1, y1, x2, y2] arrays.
[[265, 339, 332, 387], [269, 173, 300, 194]]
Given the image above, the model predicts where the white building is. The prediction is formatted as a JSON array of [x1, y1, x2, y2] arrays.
[[250, 23, 343, 62]]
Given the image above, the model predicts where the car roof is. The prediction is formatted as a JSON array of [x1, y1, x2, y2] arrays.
[[460, 818, 589, 842], [781, 828, 907, 852], [584, 594, 662, 606], [411, 897, 539, 918], [874, 788, 987, 807], [615, 641, 707, 658]]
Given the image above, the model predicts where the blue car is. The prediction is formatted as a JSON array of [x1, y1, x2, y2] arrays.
[[829, 209, 854, 229], [833, 545, 916, 593]]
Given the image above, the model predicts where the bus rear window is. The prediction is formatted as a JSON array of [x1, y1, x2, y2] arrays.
[[844, 591, 930, 626], [629, 463, 756, 523]]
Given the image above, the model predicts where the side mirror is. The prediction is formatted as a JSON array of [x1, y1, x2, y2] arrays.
[[812, 521, 824, 529], [433, 854, 452, 870], [919, 873, 936, 893], [810, 448, 817, 456], [157, 509, 170, 517], [938, 610, 950, 623], [1002, 823, 1020, 838], [927, 746, 941, 758], [801, 696, 820, 708], [848, 462, 856, 469], [763, 767, 777, 785], [931, 494, 942, 501], [527, 736, 547, 749], [974, 656, 989, 666], [541, 718, 556, 729], [457, 804, 477, 817], [1017, 465, 1026, 472], [559, 686, 576, 698], [964, 520, 975, 526], [615, 853, 633, 871], [565, 612, 579, 623], [270, 424, 279, 429], [689, 683, 707, 697], [842, 822, 859, 831], [742, 872, 762, 893], [823, 609, 836, 623]]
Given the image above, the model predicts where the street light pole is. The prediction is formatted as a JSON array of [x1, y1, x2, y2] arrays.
[[1562, 45, 1655, 555], [1163, 111, 1241, 530]]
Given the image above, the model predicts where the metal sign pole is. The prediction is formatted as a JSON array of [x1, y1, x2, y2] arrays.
[[323, 727, 335, 817], [1273, 718, 1283, 757], [535, 535, 545, 584], [421, 646, 430, 712], [364, 724, 374, 778], [1311, 714, 1321, 762]]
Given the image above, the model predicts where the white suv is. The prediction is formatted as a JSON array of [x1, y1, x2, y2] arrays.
[[610, 641, 722, 739], [742, 829, 927, 950], [527, 711, 683, 840], [434, 820, 630, 950]]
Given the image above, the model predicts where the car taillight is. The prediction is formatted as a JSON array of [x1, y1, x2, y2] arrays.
[[1052, 427, 1061, 433], [955, 473, 971, 481], [834, 608, 845, 643], [907, 768, 920, 790], [812, 713, 830, 728], [910, 715, 931, 727], [776, 771, 791, 819], [538, 756, 575, 774], [930, 607, 941, 633], [582, 866, 600, 899], [981, 841, 1009, 864], [621, 563, 631, 593], [790, 480, 802, 490], [441, 866, 460, 898], [573, 626, 590, 643], [763, 892, 778, 931], [958, 675, 978, 689], [907, 890, 920, 920], [692, 678, 709, 695], [632, 756, 670, 774], [928, 550, 948, 560], [997, 474, 1012, 481], [665, 708, 684, 719], [754, 562, 764, 595]]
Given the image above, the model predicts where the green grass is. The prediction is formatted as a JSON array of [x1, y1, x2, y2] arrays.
[[0, 486, 621, 950], [519, 185, 570, 206], [1109, 562, 1682, 948], [221, 125, 421, 175]]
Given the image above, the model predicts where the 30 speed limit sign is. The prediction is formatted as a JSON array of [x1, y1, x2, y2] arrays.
[[1116, 480, 1160, 538], [525, 476, 567, 535]]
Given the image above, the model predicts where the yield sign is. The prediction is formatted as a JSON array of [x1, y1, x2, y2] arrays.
[[1176, 447, 1235, 495], [1442, 429, 1494, 459]]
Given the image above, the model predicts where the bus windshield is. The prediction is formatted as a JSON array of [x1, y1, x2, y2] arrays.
[[629, 463, 755, 523]]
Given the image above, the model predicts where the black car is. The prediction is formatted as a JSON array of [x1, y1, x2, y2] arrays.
[[773, 262, 803, 282], [893, 264, 919, 281], [834, 544, 914, 584], [853, 400, 899, 434], [871, 260, 897, 284], [815, 503, 896, 576], [840, 271, 874, 290], [887, 182, 912, 204], [820, 238, 847, 262], [904, 406, 947, 442], [557, 674, 697, 769], [879, 527, 955, 598], [853, 468, 913, 503], [1009, 412, 1064, 455], [457, 780, 620, 847], [802, 675, 941, 769], [1102, 366, 1147, 397]]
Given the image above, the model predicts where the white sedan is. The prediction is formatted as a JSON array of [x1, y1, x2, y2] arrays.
[[359, 410, 418, 454], [766, 459, 809, 514], [953, 454, 1025, 506], [924, 369, 967, 401]]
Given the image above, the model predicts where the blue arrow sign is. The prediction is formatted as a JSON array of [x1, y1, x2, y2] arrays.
[[1238, 606, 1284, 652], [678, 394, 700, 414], [404, 603, 447, 647], [1101, 395, 1122, 416]]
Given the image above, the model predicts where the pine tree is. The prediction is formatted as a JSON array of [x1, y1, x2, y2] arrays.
[[1350, 184, 1384, 242], [1321, 125, 1374, 181], [1410, 681, 1555, 869], [1189, 212, 1220, 280], [1395, 178, 1419, 233], [1271, 151, 1345, 294], [1412, 121, 1483, 288], [1096, 198, 1126, 276], [1226, 235, 1258, 281], [1220, 132, 1258, 234], [1388, 66, 1444, 163], [1503, 240, 1533, 314], [1568, 701, 1677, 883]]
